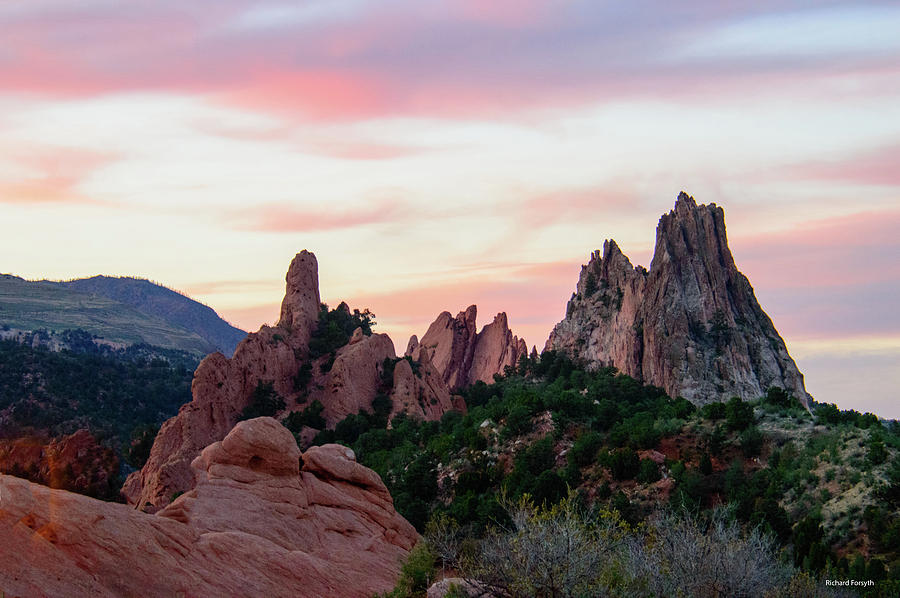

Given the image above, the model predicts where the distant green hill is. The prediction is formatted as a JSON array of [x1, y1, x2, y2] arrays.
[[0, 274, 246, 356]]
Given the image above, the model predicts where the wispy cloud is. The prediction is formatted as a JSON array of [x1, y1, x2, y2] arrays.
[[2, 1, 897, 123], [229, 197, 409, 233], [0, 145, 118, 204]]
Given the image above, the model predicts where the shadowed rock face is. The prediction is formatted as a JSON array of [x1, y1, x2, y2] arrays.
[[409, 306, 527, 391], [546, 192, 810, 407], [1, 417, 418, 598]]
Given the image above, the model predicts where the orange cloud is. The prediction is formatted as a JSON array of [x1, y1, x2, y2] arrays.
[[0, 146, 118, 204], [216, 303, 279, 332]]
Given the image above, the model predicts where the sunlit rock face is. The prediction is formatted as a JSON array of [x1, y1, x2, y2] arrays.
[[547, 192, 810, 407], [0, 417, 418, 598], [124, 250, 462, 512], [123, 251, 322, 512], [409, 305, 527, 391]]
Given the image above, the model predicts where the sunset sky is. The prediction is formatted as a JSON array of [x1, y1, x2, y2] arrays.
[[1, 1, 898, 416]]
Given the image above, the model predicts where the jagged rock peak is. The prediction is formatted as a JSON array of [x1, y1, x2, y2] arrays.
[[277, 250, 321, 334], [410, 306, 527, 391], [546, 192, 810, 407]]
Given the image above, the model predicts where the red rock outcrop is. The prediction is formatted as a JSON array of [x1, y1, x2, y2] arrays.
[[125, 251, 464, 511], [1, 417, 418, 598], [123, 251, 321, 511], [389, 350, 465, 422], [0, 430, 119, 500], [546, 192, 810, 406], [307, 330, 397, 427], [409, 305, 526, 391]]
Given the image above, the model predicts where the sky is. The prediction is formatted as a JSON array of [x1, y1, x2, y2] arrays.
[[1, 1, 898, 416]]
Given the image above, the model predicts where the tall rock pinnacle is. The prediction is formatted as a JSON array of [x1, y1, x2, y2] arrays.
[[277, 250, 321, 341], [123, 250, 461, 512], [546, 192, 810, 406]]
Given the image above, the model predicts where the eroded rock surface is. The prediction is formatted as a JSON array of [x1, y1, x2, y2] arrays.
[[123, 251, 322, 511], [125, 250, 462, 511], [409, 305, 526, 391], [546, 192, 810, 406], [1, 418, 418, 598]]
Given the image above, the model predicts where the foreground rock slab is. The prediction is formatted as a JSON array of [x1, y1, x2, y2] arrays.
[[1, 418, 418, 598]]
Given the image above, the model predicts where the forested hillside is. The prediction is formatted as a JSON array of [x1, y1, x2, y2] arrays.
[[300, 351, 899, 597]]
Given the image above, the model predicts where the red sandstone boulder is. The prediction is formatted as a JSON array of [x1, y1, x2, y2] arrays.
[[389, 349, 462, 422], [1, 417, 418, 598], [308, 331, 397, 427], [0, 430, 119, 500]]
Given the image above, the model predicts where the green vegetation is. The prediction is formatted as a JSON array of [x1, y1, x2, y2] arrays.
[[238, 381, 286, 421], [0, 338, 194, 444], [382, 494, 861, 598], [307, 303, 375, 359], [319, 351, 900, 594]]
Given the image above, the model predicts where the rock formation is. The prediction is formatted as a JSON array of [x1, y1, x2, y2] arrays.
[[0, 417, 418, 598], [308, 330, 397, 427], [0, 430, 119, 500], [409, 305, 527, 391], [123, 251, 321, 511], [389, 350, 466, 422], [546, 192, 810, 406], [125, 251, 463, 512]]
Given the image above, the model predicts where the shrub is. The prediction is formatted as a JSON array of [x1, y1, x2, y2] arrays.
[[606, 448, 640, 481], [702, 401, 726, 420], [570, 431, 603, 467], [625, 507, 791, 598], [638, 458, 661, 483], [739, 426, 764, 457], [725, 397, 754, 431], [282, 400, 326, 432], [238, 381, 286, 421]]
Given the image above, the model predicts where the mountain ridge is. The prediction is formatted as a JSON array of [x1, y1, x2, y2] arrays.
[[0, 274, 245, 356]]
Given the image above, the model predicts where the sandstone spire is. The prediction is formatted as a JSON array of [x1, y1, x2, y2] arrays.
[[546, 192, 810, 407], [277, 250, 321, 340], [123, 251, 461, 511]]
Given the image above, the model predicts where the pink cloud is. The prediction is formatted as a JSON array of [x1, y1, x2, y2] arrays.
[[343, 260, 583, 350], [452, 0, 559, 28], [732, 209, 900, 289], [192, 118, 426, 160], [0, 145, 118, 204], [516, 187, 644, 229], [231, 198, 407, 233], [1, 2, 895, 124], [784, 144, 900, 187]]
